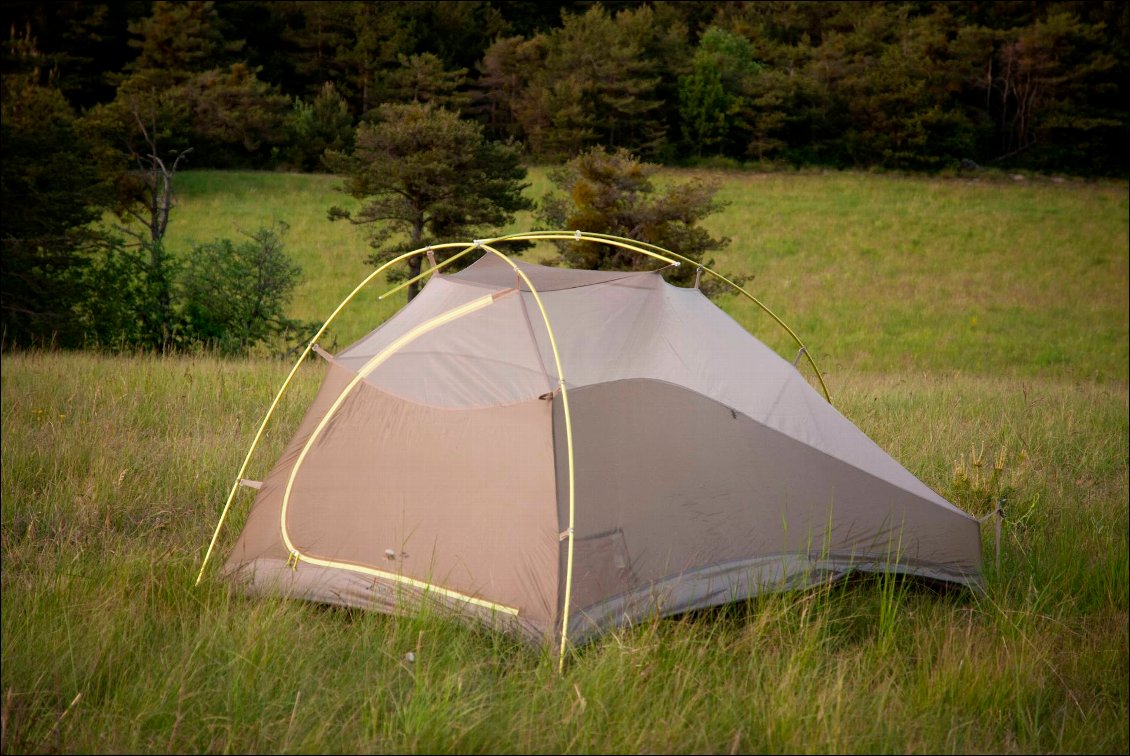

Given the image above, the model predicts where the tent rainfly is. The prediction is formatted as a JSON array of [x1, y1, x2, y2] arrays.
[[199, 232, 982, 667]]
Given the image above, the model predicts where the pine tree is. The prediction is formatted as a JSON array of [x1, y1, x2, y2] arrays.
[[325, 103, 533, 301], [539, 146, 729, 289]]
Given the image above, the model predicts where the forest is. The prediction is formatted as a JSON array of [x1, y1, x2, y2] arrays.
[[5, 0, 1127, 173], [2, 1, 1128, 349]]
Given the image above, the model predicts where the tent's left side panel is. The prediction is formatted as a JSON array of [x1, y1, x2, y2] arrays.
[[222, 360, 561, 643]]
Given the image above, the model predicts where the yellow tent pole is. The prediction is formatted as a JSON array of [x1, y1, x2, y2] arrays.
[[194, 242, 472, 587], [702, 270, 831, 404], [471, 243, 577, 674], [584, 232, 830, 403], [200, 229, 826, 672], [377, 244, 478, 301], [485, 231, 680, 270], [278, 290, 521, 615]]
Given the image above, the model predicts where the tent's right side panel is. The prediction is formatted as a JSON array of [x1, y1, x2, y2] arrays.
[[553, 378, 982, 645]]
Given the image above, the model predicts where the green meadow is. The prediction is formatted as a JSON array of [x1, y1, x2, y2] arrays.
[[2, 169, 1127, 753]]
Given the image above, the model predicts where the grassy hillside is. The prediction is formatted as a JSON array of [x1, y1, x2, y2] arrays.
[[2, 169, 1127, 754], [163, 169, 1128, 381]]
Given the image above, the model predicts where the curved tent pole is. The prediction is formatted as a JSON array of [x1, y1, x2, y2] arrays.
[[195, 235, 675, 586], [194, 241, 481, 587], [488, 231, 684, 269], [489, 230, 833, 404], [196, 231, 823, 674], [472, 242, 579, 673], [276, 288, 525, 615], [698, 269, 832, 405], [282, 238, 673, 671], [195, 233, 679, 674]]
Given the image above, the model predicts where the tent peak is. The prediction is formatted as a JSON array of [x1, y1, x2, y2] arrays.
[[447, 254, 660, 292]]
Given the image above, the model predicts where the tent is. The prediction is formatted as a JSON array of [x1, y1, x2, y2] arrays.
[[200, 233, 982, 664]]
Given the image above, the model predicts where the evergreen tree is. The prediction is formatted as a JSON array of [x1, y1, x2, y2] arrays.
[[92, 0, 289, 170], [325, 103, 533, 301], [125, 0, 240, 88], [820, 3, 974, 169], [539, 146, 729, 289], [523, 5, 669, 159], [678, 27, 762, 157], [0, 1, 147, 109], [4, 0, 1126, 178], [472, 34, 545, 142], [283, 82, 355, 171], [179, 62, 290, 166], [1, 36, 113, 347], [385, 52, 470, 112], [988, 8, 1125, 172]]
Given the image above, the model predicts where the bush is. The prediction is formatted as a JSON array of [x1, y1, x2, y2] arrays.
[[179, 223, 312, 354]]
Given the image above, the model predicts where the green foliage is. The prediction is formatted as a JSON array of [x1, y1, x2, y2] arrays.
[[3, 1, 1127, 176], [520, 5, 675, 159], [67, 223, 310, 354], [134, 239, 178, 350], [281, 82, 355, 172], [81, 73, 195, 187], [178, 62, 289, 167], [82, 73, 272, 178], [473, 35, 545, 143], [540, 147, 730, 289], [988, 9, 1126, 174], [325, 102, 532, 300], [673, 25, 763, 158], [179, 223, 310, 354], [678, 65, 732, 156], [125, 0, 240, 84], [677, 27, 764, 158], [819, 5, 980, 170], [71, 238, 154, 351], [383, 52, 470, 112], [0, 31, 116, 348], [84, 2, 289, 172]]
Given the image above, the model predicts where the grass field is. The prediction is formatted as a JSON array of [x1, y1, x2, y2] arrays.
[[2, 168, 1127, 753]]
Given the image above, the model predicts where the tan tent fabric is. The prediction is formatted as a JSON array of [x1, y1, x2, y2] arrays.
[[554, 379, 980, 643], [224, 255, 982, 645]]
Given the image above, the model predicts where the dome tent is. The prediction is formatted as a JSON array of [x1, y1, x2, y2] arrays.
[[198, 232, 982, 668]]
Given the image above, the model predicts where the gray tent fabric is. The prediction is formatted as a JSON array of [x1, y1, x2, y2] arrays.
[[223, 255, 982, 645]]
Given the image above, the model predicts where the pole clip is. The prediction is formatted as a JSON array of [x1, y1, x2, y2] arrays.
[[286, 550, 301, 571]]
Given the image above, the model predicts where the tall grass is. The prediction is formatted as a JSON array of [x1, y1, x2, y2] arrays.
[[2, 170, 1127, 753]]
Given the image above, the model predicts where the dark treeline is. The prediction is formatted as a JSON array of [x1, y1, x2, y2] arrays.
[[2, 1, 1127, 350], [4, 0, 1128, 175]]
